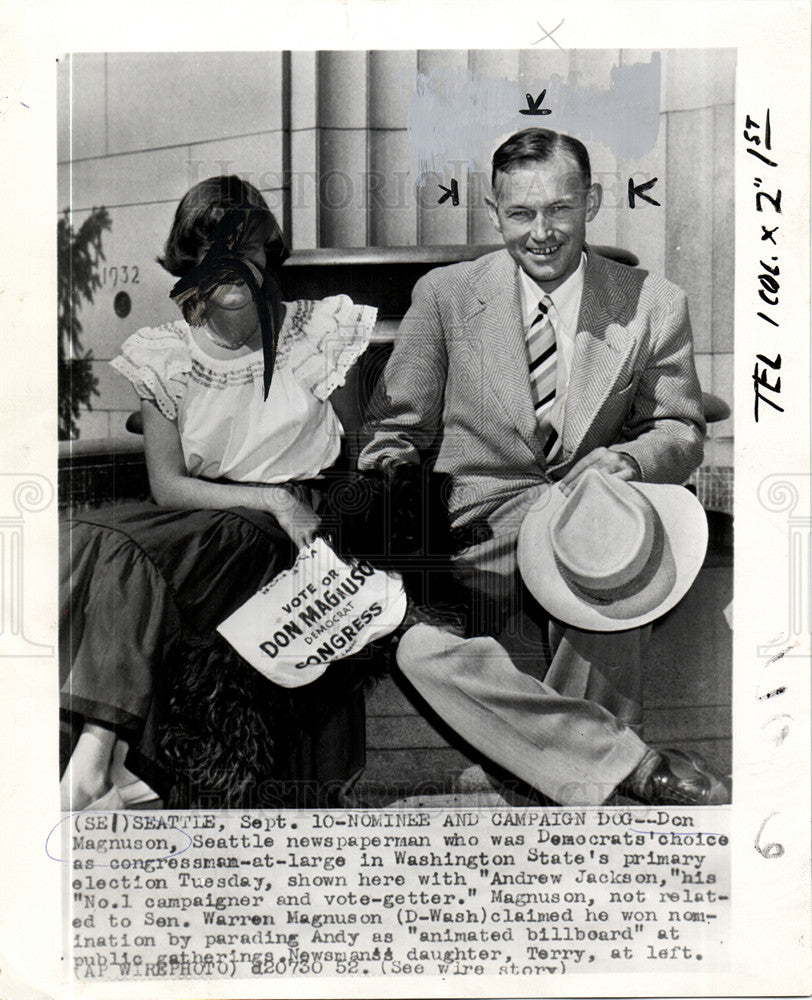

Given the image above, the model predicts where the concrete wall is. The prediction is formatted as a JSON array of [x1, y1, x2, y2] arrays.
[[58, 48, 735, 464]]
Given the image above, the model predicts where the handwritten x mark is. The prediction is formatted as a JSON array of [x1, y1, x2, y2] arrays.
[[0, 95, 30, 115], [531, 18, 565, 51]]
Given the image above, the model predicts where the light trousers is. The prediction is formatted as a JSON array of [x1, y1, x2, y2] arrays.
[[395, 485, 651, 806]]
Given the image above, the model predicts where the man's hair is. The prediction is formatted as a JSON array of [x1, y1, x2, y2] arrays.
[[158, 175, 289, 278], [491, 128, 592, 190]]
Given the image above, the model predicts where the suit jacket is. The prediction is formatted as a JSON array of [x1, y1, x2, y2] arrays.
[[359, 248, 705, 533]]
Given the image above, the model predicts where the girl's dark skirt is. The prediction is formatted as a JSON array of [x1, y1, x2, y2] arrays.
[[60, 501, 302, 802]]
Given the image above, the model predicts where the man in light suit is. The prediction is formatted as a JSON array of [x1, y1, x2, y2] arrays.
[[359, 128, 727, 807]]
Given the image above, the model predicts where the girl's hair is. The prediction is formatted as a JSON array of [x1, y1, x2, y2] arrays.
[[158, 175, 289, 277]]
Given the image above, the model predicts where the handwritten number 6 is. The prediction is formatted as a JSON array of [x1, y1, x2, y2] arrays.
[[755, 812, 784, 859]]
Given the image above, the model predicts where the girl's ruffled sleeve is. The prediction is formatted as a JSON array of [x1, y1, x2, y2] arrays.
[[109, 322, 191, 420], [281, 295, 378, 402]]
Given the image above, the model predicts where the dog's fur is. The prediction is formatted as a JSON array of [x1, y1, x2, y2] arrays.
[[157, 468, 466, 808]]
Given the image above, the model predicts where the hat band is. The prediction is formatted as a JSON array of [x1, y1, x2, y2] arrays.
[[554, 509, 664, 605]]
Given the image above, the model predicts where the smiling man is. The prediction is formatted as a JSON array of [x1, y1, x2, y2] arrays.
[[489, 133, 598, 287], [359, 128, 726, 807]]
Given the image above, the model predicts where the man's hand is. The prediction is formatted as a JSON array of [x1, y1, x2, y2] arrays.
[[558, 447, 641, 496]]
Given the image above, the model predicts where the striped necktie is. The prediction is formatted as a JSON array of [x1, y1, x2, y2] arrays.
[[527, 296, 561, 461]]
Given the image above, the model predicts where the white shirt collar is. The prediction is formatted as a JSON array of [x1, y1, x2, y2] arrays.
[[519, 252, 586, 339]]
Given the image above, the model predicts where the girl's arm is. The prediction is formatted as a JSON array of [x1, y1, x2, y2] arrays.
[[141, 400, 320, 546]]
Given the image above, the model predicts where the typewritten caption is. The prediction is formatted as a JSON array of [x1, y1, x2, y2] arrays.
[[60, 808, 730, 981]]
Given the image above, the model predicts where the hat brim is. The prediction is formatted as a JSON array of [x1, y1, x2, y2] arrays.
[[517, 482, 708, 631]]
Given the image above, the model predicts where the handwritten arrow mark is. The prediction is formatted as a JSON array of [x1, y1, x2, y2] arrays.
[[628, 177, 661, 208], [520, 90, 552, 116], [438, 179, 460, 206]]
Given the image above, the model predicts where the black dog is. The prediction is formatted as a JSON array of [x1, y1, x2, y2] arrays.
[[319, 465, 469, 627], [158, 466, 469, 808]]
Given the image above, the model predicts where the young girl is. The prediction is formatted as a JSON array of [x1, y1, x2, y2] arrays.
[[60, 176, 376, 810]]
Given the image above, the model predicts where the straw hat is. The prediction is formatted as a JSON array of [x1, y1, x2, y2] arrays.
[[517, 469, 708, 631]]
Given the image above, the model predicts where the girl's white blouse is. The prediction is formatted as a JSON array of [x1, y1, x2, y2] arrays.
[[111, 295, 377, 484]]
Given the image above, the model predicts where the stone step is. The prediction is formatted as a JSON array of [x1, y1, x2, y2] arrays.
[[367, 702, 731, 752], [367, 713, 449, 750], [366, 674, 421, 718]]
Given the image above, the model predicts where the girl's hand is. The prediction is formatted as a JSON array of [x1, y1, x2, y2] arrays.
[[264, 490, 321, 548]]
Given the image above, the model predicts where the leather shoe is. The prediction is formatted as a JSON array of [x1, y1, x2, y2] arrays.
[[621, 748, 730, 806]]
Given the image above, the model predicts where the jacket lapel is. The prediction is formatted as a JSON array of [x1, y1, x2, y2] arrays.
[[466, 252, 541, 455], [561, 251, 632, 459]]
